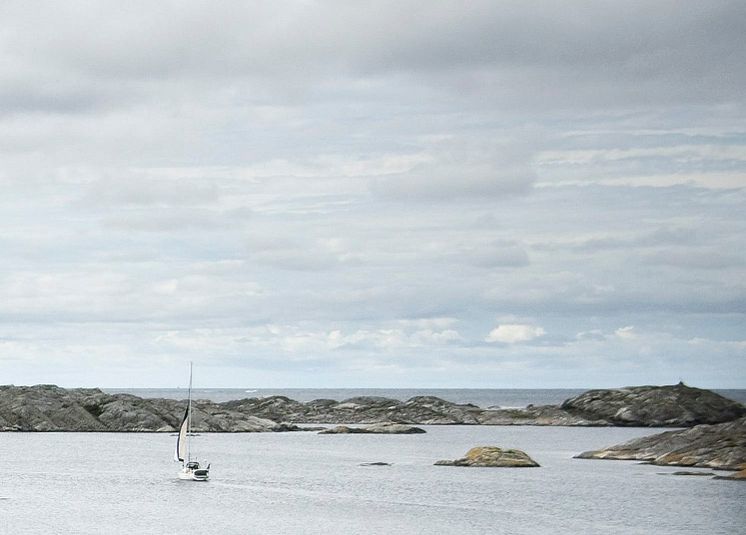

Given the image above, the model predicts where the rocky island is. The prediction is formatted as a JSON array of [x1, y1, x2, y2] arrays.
[[0, 382, 743, 432], [0, 384, 290, 433], [435, 446, 540, 467], [560, 383, 745, 426], [222, 383, 744, 427]]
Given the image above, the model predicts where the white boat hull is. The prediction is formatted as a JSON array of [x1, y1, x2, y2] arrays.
[[178, 466, 209, 481]]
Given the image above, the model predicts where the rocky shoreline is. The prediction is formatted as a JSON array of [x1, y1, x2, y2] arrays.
[[576, 416, 746, 471], [1, 382, 743, 433]]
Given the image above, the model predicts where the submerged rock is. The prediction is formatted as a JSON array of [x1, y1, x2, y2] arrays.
[[661, 471, 717, 477], [713, 465, 746, 481], [576, 416, 746, 470], [435, 446, 540, 467]]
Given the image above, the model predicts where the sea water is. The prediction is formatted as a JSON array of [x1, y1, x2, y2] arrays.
[[1, 425, 744, 534]]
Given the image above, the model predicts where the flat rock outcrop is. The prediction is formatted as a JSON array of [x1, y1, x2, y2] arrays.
[[318, 423, 426, 434], [576, 416, 746, 470], [560, 382, 745, 427], [435, 446, 539, 467]]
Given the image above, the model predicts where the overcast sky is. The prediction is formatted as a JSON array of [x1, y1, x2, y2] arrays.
[[1, 1, 745, 388]]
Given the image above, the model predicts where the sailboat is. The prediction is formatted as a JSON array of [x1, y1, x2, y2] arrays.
[[175, 362, 210, 481]]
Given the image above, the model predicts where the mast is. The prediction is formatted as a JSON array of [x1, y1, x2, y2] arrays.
[[187, 361, 193, 463]]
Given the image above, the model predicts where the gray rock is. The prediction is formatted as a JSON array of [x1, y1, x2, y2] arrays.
[[2, 383, 743, 431], [230, 384, 743, 428], [363, 422, 426, 434], [561, 382, 745, 427], [226, 393, 484, 425], [576, 416, 746, 470], [0, 385, 293, 432], [0, 385, 108, 431], [476, 405, 606, 426], [318, 425, 368, 434], [319, 423, 425, 434], [435, 446, 540, 467], [221, 396, 307, 423]]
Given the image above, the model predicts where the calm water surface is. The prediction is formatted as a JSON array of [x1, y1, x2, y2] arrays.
[[2, 426, 744, 534]]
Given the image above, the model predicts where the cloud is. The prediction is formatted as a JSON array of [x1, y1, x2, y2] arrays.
[[615, 326, 637, 339], [0, 2, 745, 387], [4, 1, 745, 109], [462, 243, 530, 268], [486, 324, 546, 344], [370, 137, 537, 200], [641, 249, 744, 270], [79, 176, 220, 208], [575, 330, 607, 342], [370, 157, 535, 201], [531, 226, 700, 253]]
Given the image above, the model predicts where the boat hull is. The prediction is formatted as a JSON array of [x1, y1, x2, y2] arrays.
[[178, 468, 209, 481]]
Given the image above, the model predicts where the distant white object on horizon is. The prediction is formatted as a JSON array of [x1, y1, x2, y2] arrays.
[[175, 362, 210, 482]]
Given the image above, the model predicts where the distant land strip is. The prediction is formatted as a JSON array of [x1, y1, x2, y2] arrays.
[[1, 382, 743, 432]]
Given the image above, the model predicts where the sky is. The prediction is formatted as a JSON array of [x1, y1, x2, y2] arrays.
[[1, 1, 745, 388]]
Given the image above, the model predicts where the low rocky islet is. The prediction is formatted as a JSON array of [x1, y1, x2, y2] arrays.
[[435, 446, 540, 467], [318, 423, 426, 434]]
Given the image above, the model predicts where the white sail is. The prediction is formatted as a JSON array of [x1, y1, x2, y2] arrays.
[[175, 406, 189, 462]]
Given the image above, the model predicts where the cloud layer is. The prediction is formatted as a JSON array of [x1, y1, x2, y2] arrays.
[[1, 1, 745, 387]]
